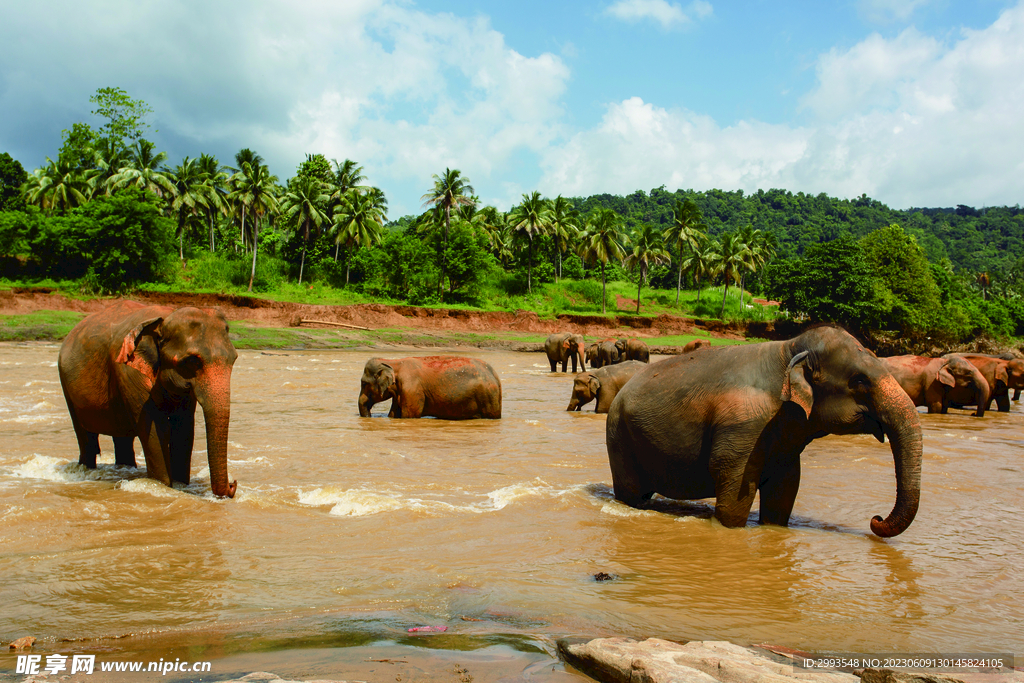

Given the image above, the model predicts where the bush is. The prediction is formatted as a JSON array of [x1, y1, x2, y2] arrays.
[[562, 278, 603, 306]]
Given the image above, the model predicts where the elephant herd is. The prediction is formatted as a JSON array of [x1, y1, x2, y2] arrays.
[[55, 302, 1022, 539]]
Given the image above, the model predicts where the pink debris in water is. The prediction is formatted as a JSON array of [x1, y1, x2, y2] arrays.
[[407, 626, 448, 633]]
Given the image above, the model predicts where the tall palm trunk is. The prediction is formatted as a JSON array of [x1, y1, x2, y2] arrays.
[[248, 217, 259, 292], [178, 212, 185, 261], [720, 277, 730, 318], [240, 205, 247, 255], [527, 236, 533, 294], [676, 261, 683, 305], [210, 211, 215, 252], [601, 261, 607, 314], [636, 266, 644, 314]]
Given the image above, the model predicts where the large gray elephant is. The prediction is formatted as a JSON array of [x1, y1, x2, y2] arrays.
[[615, 338, 650, 363], [58, 301, 239, 497], [586, 343, 601, 370], [545, 333, 586, 373], [597, 340, 621, 367], [881, 353, 990, 417], [567, 361, 646, 413], [358, 356, 501, 419], [606, 326, 922, 537]]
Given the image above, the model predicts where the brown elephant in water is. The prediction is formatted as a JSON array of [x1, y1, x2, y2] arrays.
[[597, 340, 621, 367], [945, 353, 1024, 412], [606, 326, 922, 537], [881, 354, 990, 417], [567, 361, 646, 413], [58, 301, 239, 497], [615, 338, 650, 363], [544, 333, 586, 373], [682, 338, 711, 354], [585, 343, 601, 370], [358, 356, 502, 419]]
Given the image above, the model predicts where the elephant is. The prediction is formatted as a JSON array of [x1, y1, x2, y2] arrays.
[[995, 353, 1023, 400], [586, 343, 602, 370], [358, 356, 502, 419], [545, 333, 586, 373], [597, 340, 621, 367], [881, 354, 990, 417], [945, 353, 1024, 412], [615, 338, 650, 363], [682, 338, 711, 354], [57, 301, 239, 497], [566, 361, 646, 413], [606, 325, 922, 537]]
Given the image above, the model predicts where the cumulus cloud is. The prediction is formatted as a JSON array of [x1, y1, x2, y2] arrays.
[[541, 3, 1024, 209], [604, 0, 713, 29]]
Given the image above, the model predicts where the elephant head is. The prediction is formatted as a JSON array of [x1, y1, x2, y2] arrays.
[[116, 307, 238, 498], [567, 373, 600, 411], [941, 354, 990, 415], [782, 327, 922, 537], [359, 358, 396, 416], [565, 334, 587, 369]]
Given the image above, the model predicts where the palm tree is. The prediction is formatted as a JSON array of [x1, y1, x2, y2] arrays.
[[332, 159, 367, 196], [624, 224, 671, 314], [198, 153, 229, 251], [167, 156, 210, 260], [580, 208, 627, 314], [680, 241, 718, 304], [509, 191, 552, 294], [228, 161, 280, 291], [421, 168, 476, 297], [549, 196, 580, 281], [23, 159, 92, 215], [107, 140, 175, 197], [664, 198, 708, 304], [332, 189, 386, 286], [717, 231, 751, 318], [228, 149, 265, 251], [281, 176, 330, 286]]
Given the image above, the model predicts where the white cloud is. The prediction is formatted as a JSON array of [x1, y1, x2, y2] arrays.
[[542, 3, 1024, 209], [604, 0, 712, 29]]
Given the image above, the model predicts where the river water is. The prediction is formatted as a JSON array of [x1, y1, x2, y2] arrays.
[[0, 344, 1022, 677]]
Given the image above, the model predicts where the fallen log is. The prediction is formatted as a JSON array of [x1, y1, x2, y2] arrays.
[[298, 319, 372, 331]]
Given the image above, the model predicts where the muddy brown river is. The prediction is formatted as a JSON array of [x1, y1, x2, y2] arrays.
[[1, 344, 1022, 677]]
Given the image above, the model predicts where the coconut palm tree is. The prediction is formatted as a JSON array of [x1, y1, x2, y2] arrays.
[[167, 156, 210, 260], [580, 208, 627, 314], [624, 223, 671, 314], [332, 189, 386, 286], [421, 168, 476, 297], [23, 159, 92, 215], [107, 139, 175, 197], [227, 149, 265, 251], [228, 161, 280, 291], [198, 153, 229, 251], [332, 159, 367, 196], [681, 241, 719, 304], [664, 198, 708, 304], [281, 176, 330, 286], [509, 191, 552, 294], [549, 195, 580, 281], [717, 231, 751, 318]]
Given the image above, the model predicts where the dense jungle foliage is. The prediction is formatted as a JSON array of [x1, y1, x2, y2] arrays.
[[2, 88, 1023, 346]]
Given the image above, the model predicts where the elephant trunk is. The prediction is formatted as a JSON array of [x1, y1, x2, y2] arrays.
[[869, 375, 922, 537], [196, 365, 236, 498], [973, 374, 991, 418], [358, 390, 373, 417], [577, 342, 587, 371]]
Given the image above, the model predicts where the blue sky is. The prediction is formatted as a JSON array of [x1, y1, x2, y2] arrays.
[[2, 0, 1022, 217]]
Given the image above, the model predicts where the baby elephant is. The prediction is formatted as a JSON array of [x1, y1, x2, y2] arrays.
[[567, 360, 647, 413], [359, 356, 502, 419]]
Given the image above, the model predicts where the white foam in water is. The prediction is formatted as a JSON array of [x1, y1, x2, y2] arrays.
[[299, 487, 406, 516], [115, 479, 189, 498], [9, 455, 127, 483], [487, 482, 551, 510], [24, 380, 59, 387]]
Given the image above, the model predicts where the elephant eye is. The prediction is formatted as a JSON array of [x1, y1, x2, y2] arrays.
[[180, 354, 203, 373], [849, 374, 871, 391]]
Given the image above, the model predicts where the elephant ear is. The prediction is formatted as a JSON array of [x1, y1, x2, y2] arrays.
[[115, 316, 162, 385], [781, 350, 814, 419], [375, 363, 396, 398], [936, 363, 956, 388], [588, 375, 601, 396], [995, 363, 1009, 388], [562, 338, 571, 350]]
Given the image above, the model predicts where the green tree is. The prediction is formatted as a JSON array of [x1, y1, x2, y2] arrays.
[[549, 195, 579, 281], [0, 152, 28, 212], [197, 153, 229, 251], [23, 158, 94, 215], [860, 223, 942, 332], [107, 140, 175, 198], [625, 223, 671, 314], [281, 176, 329, 286], [421, 168, 476, 297], [681, 241, 719, 303], [664, 197, 707, 304], [509, 191, 552, 294], [228, 161, 280, 291], [580, 208, 627, 314], [167, 156, 209, 259], [89, 87, 154, 153], [716, 232, 750, 318], [332, 189, 386, 286]]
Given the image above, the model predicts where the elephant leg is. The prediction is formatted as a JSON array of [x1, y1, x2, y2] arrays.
[[168, 398, 197, 484], [758, 455, 801, 527], [387, 396, 402, 418], [65, 397, 100, 468], [549, 359, 557, 372], [606, 422, 654, 507], [561, 358, 568, 372], [711, 438, 761, 528], [570, 355, 578, 373], [113, 436, 137, 468], [997, 394, 1011, 412], [1014, 389, 1021, 401], [135, 403, 173, 486]]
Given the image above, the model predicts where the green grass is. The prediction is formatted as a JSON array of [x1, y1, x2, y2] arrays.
[[0, 311, 86, 342]]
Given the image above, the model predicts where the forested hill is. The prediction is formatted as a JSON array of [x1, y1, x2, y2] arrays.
[[572, 186, 1024, 275]]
